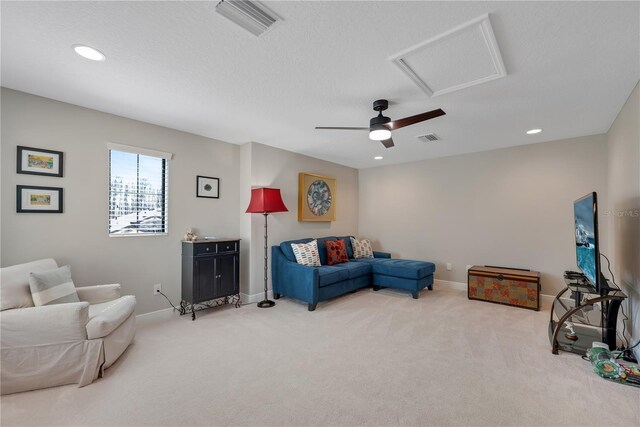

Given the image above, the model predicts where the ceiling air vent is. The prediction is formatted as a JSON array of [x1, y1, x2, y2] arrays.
[[215, 0, 280, 37], [417, 133, 440, 142]]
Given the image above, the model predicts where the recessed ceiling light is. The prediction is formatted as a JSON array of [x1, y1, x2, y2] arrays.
[[73, 45, 106, 61], [374, 156, 383, 160], [526, 128, 542, 135]]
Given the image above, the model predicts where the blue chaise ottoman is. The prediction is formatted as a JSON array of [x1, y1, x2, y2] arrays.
[[367, 259, 436, 299]]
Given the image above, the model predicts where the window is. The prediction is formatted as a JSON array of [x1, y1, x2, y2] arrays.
[[108, 144, 171, 236]]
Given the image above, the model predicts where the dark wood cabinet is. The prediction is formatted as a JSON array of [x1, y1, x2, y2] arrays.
[[181, 239, 240, 319]]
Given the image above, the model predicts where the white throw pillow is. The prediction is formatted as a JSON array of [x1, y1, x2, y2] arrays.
[[291, 240, 321, 266], [350, 237, 374, 259], [0, 258, 58, 310], [28, 265, 80, 306]]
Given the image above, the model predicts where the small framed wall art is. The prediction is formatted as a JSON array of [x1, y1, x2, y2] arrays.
[[298, 172, 336, 222], [17, 146, 64, 177], [197, 176, 220, 199], [17, 185, 63, 213]]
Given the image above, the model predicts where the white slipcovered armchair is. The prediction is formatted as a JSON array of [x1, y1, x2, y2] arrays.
[[1, 259, 136, 395]]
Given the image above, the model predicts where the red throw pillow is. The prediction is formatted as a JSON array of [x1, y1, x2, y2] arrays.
[[326, 239, 349, 266]]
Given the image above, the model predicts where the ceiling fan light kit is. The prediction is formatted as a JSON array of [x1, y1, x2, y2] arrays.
[[369, 125, 391, 141], [369, 99, 392, 140]]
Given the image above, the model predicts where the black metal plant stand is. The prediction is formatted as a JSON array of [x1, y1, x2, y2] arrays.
[[179, 294, 241, 321]]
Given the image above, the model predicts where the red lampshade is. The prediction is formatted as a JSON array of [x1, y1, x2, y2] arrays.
[[245, 188, 288, 214]]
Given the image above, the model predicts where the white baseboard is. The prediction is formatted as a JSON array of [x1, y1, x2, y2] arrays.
[[434, 279, 466, 291], [539, 293, 555, 310], [135, 307, 175, 326], [241, 290, 273, 303], [434, 279, 555, 309]]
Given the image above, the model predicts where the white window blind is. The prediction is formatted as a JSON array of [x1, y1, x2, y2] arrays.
[[108, 146, 170, 236]]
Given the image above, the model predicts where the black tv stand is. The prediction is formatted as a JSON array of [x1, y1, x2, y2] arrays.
[[548, 274, 626, 355]]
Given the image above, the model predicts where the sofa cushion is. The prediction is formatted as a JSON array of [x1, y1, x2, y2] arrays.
[[370, 259, 436, 279], [326, 240, 349, 266], [317, 266, 350, 287], [1, 258, 58, 311], [351, 237, 374, 258], [291, 240, 321, 267], [86, 295, 136, 339], [337, 261, 372, 279], [28, 265, 80, 307], [280, 238, 313, 262]]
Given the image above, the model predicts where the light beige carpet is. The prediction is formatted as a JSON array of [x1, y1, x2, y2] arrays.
[[1, 287, 639, 426]]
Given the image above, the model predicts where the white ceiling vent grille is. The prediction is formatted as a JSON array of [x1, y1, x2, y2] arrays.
[[389, 14, 506, 97], [417, 133, 440, 142], [215, 0, 280, 37]]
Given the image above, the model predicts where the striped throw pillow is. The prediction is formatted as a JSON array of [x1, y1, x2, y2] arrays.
[[350, 237, 374, 259], [291, 240, 321, 266], [28, 265, 80, 306]]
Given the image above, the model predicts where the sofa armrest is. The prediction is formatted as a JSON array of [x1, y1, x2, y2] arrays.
[[373, 251, 391, 259], [76, 284, 121, 304], [1, 302, 90, 347], [271, 246, 319, 303]]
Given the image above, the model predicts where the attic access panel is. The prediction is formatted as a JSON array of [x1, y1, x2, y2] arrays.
[[390, 14, 506, 97]]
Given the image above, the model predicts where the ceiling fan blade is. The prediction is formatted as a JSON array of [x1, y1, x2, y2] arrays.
[[380, 137, 395, 148], [315, 126, 369, 130], [386, 108, 446, 130]]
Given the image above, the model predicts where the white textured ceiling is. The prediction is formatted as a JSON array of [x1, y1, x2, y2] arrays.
[[2, 1, 638, 169]]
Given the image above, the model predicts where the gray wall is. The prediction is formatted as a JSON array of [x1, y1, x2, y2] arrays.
[[242, 142, 359, 298], [358, 134, 609, 296], [1, 88, 241, 314], [606, 81, 640, 352]]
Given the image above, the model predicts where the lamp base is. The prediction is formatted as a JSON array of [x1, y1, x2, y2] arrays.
[[257, 299, 275, 308]]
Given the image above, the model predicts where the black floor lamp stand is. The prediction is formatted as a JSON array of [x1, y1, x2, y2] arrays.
[[257, 212, 275, 308]]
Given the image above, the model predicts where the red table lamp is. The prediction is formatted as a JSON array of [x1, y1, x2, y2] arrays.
[[246, 188, 288, 308]]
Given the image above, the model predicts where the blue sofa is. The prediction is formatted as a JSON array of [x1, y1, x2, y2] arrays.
[[271, 236, 435, 311]]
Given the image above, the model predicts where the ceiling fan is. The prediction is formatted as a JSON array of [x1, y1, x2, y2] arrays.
[[315, 99, 446, 148]]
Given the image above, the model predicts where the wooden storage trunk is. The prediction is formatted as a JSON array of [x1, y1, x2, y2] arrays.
[[468, 266, 540, 311]]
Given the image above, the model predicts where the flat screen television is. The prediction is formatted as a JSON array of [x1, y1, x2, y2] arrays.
[[573, 192, 606, 292]]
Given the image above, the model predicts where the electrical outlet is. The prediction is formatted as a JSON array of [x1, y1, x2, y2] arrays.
[[446, 263, 452, 271], [153, 284, 162, 295]]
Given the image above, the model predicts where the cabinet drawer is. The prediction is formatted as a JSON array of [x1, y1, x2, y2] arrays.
[[194, 243, 217, 255], [217, 241, 238, 253]]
